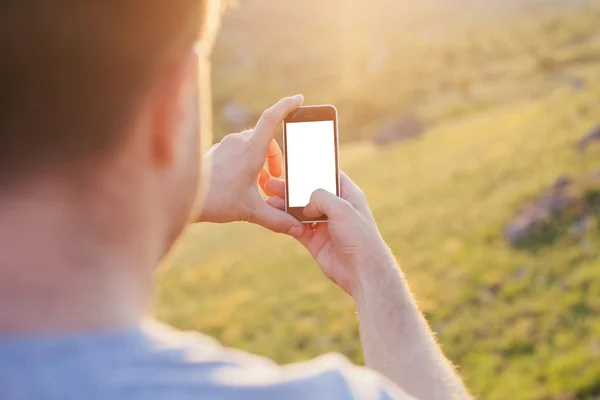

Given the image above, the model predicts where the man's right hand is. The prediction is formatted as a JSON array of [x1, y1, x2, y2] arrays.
[[266, 173, 471, 400], [265, 172, 395, 298]]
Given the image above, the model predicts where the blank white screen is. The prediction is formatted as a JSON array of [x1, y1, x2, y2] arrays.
[[286, 120, 337, 208]]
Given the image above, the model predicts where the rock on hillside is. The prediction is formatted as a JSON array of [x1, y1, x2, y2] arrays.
[[576, 124, 600, 152], [373, 116, 425, 146], [505, 172, 600, 247]]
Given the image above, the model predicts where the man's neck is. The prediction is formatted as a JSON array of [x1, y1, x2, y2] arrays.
[[0, 179, 154, 335]]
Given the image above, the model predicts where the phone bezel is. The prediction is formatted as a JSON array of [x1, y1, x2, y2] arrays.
[[282, 105, 340, 223]]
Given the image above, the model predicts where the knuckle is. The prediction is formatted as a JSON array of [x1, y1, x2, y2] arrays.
[[240, 137, 254, 153], [260, 107, 278, 123], [355, 188, 367, 203], [239, 129, 254, 139], [331, 199, 357, 220], [338, 198, 355, 213], [356, 186, 367, 198], [220, 133, 256, 154], [311, 189, 326, 202], [220, 133, 240, 147]]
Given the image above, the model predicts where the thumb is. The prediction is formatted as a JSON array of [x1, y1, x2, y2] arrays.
[[304, 189, 355, 220], [250, 95, 304, 151], [252, 201, 305, 238]]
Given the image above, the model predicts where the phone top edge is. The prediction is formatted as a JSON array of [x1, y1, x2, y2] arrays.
[[284, 105, 338, 124], [296, 104, 337, 109]]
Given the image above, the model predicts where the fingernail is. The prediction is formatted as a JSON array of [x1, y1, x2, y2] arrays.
[[289, 225, 304, 237], [293, 94, 303, 100]]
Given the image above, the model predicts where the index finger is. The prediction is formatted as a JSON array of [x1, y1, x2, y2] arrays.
[[267, 139, 283, 178], [251, 95, 304, 150]]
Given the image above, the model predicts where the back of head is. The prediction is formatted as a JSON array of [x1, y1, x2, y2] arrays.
[[0, 0, 225, 336], [0, 0, 209, 184]]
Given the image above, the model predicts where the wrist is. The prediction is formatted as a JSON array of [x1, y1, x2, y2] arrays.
[[195, 192, 216, 223], [351, 248, 404, 303], [193, 180, 241, 224], [195, 194, 230, 224]]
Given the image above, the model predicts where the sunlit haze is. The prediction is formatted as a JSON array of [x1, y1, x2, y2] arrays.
[[157, 1, 600, 399]]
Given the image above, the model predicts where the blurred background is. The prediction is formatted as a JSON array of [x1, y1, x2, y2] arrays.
[[156, 1, 600, 398]]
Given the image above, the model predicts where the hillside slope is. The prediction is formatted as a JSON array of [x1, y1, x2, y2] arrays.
[[156, 82, 600, 399], [210, 0, 599, 142]]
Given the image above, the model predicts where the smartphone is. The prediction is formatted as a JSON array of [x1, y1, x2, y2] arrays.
[[283, 105, 340, 223]]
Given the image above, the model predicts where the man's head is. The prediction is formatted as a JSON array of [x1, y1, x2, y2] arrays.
[[0, 1, 220, 260]]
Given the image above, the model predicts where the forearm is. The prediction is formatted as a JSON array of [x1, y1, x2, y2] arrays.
[[354, 254, 470, 400]]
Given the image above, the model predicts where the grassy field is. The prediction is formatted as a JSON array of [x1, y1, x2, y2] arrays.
[[211, 0, 600, 142], [154, 1, 600, 399], [156, 82, 600, 399]]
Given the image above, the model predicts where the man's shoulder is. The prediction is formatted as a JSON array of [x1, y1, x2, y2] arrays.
[[133, 322, 413, 400], [0, 321, 412, 400]]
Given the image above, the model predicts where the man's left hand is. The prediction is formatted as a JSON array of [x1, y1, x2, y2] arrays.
[[196, 95, 304, 238]]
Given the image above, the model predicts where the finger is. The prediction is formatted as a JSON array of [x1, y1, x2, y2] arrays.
[[258, 168, 273, 196], [265, 195, 322, 254], [304, 189, 355, 220], [266, 196, 285, 211], [266, 178, 286, 199], [267, 139, 283, 178], [252, 201, 304, 238], [264, 197, 317, 246], [296, 222, 328, 256], [251, 95, 304, 150], [339, 171, 370, 215]]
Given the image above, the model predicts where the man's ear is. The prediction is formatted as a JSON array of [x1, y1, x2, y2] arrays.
[[149, 52, 199, 169]]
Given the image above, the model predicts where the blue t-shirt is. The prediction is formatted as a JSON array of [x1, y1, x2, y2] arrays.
[[0, 321, 413, 400]]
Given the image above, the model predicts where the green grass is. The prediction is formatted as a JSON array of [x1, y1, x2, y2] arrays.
[[156, 83, 600, 399]]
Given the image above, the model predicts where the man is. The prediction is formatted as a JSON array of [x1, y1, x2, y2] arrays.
[[0, 1, 470, 399]]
